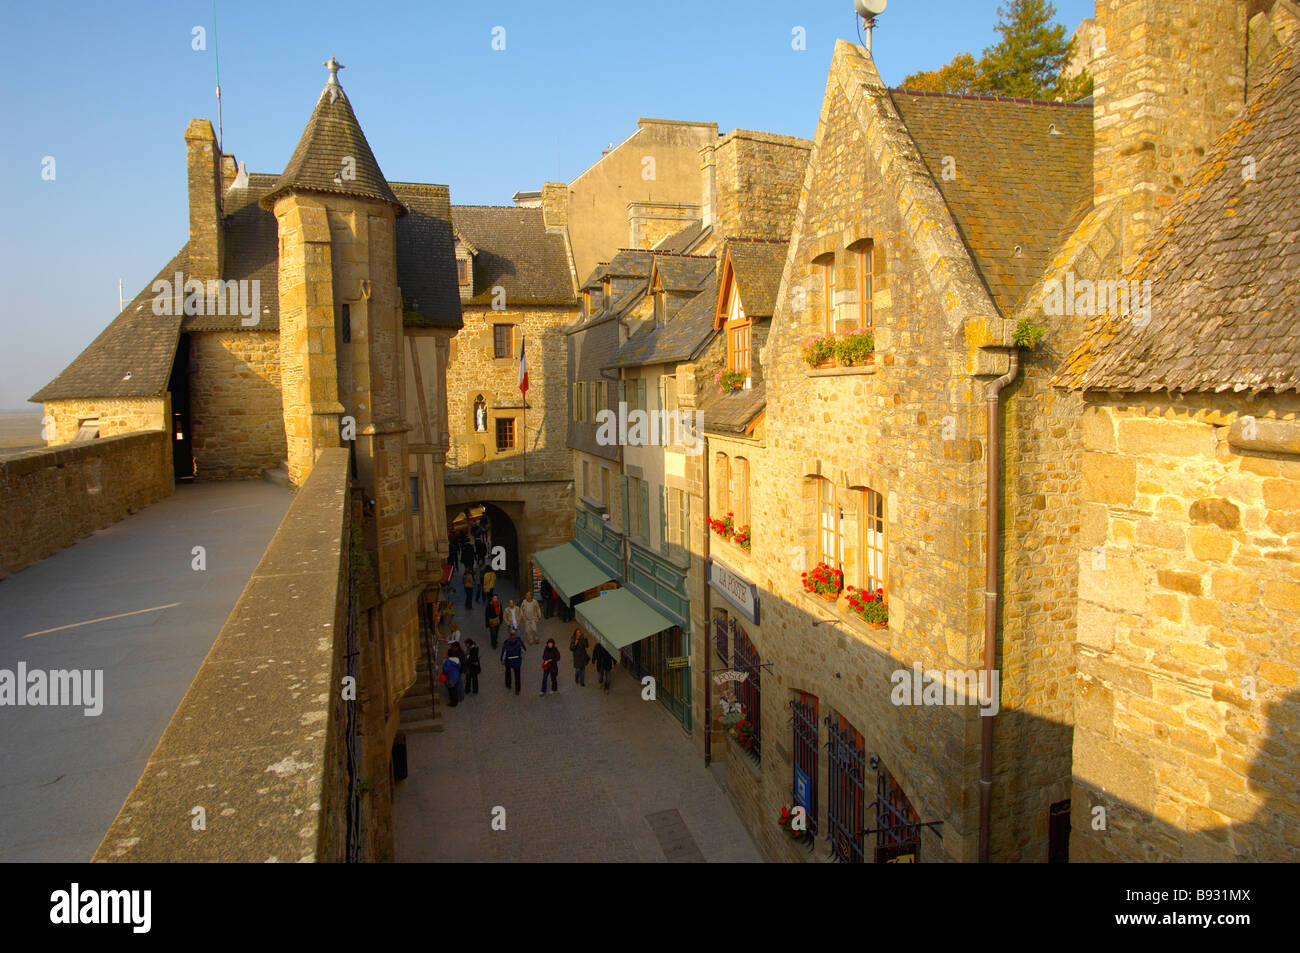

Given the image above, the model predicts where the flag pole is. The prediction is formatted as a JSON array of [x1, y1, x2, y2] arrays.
[[521, 335, 527, 480]]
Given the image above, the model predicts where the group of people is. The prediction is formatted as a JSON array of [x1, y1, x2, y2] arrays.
[[448, 519, 495, 611], [440, 616, 618, 704]]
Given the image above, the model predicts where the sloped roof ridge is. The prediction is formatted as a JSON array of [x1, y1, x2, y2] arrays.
[[891, 87, 1092, 108]]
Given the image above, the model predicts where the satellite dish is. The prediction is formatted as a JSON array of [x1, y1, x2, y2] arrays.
[[855, 0, 887, 16]]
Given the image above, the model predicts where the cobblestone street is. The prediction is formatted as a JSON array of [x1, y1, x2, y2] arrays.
[[393, 580, 760, 863]]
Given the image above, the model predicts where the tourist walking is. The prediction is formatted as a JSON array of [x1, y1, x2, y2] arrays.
[[460, 538, 476, 571], [540, 638, 561, 695], [570, 628, 590, 687], [447, 620, 462, 647], [447, 641, 466, 701], [482, 567, 496, 604], [474, 534, 488, 566], [504, 599, 520, 636], [520, 591, 542, 645], [440, 648, 462, 707], [473, 559, 486, 604], [592, 641, 614, 694], [462, 564, 476, 611], [463, 639, 481, 697], [501, 628, 525, 695], [484, 594, 502, 649]]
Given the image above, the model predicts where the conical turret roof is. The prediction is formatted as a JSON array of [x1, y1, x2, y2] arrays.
[[261, 57, 405, 215]]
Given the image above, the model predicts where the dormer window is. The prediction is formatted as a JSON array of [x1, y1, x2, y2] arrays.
[[457, 259, 469, 284], [583, 289, 592, 316], [602, 278, 611, 309], [654, 289, 665, 325], [726, 286, 750, 379]]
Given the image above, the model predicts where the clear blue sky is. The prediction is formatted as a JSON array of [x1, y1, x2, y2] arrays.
[[0, 0, 1095, 409]]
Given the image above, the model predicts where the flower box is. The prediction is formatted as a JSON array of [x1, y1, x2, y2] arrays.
[[845, 585, 888, 627], [802, 329, 875, 369], [801, 562, 844, 598]]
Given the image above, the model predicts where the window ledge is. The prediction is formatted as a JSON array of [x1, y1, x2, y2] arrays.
[[806, 363, 878, 378], [579, 495, 606, 512], [726, 734, 762, 777], [799, 588, 889, 636]]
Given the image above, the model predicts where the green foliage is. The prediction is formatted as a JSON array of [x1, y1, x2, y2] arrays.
[[1013, 316, 1047, 349], [899, 0, 1090, 102], [801, 336, 836, 367], [832, 330, 875, 366]]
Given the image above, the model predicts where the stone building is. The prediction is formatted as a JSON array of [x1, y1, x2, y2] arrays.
[[1054, 11, 1300, 862], [717, 33, 1099, 863], [31, 59, 463, 858], [442, 194, 579, 587]]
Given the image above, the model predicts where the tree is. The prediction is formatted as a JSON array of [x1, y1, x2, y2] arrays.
[[897, 0, 1092, 101], [979, 0, 1090, 100], [901, 53, 985, 95]]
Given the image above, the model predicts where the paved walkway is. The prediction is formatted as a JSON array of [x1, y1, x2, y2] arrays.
[[0, 480, 292, 861], [394, 577, 761, 863]]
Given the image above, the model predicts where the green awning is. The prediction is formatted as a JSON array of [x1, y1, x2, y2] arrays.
[[576, 588, 675, 655], [533, 542, 613, 603]]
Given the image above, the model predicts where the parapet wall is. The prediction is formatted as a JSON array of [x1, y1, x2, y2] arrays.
[[0, 430, 173, 578], [93, 448, 353, 862]]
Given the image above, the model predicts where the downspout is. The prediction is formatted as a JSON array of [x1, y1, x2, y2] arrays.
[[978, 347, 1019, 863], [702, 419, 713, 766]]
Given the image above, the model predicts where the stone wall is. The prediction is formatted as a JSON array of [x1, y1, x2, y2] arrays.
[[0, 430, 172, 578], [42, 397, 168, 444], [1092, 0, 1247, 270], [94, 448, 359, 862], [1071, 394, 1300, 862], [446, 305, 576, 484], [188, 330, 286, 479], [706, 130, 811, 248]]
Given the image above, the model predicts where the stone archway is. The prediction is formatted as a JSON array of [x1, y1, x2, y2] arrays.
[[447, 501, 521, 589]]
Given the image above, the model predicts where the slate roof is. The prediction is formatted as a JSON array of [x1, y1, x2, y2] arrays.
[[452, 206, 576, 307], [617, 274, 720, 368], [31, 249, 187, 401], [395, 183, 463, 328], [654, 220, 712, 254], [890, 90, 1093, 316], [260, 75, 404, 214], [1057, 44, 1300, 395], [700, 380, 766, 434], [722, 239, 788, 320], [652, 254, 715, 293]]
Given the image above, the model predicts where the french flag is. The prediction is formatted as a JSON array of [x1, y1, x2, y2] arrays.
[[518, 338, 529, 396]]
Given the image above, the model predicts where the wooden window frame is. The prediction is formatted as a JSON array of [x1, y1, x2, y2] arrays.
[[716, 453, 731, 519], [818, 477, 845, 572], [733, 457, 750, 528], [861, 487, 887, 597], [493, 324, 513, 359], [495, 416, 516, 452], [819, 255, 836, 336], [457, 259, 469, 284], [725, 285, 751, 376], [851, 240, 873, 331]]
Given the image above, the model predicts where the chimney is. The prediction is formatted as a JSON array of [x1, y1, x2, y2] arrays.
[[1092, 0, 1248, 272], [184, 118, 224, 282], [541, 182, 568, 232]]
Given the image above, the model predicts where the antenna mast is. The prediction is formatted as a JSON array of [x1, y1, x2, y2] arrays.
[[212, 0, 223, 150]]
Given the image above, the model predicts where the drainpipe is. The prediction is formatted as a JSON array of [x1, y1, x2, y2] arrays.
[[702, 420, 713, 766], [979, 347, 1019, 864]]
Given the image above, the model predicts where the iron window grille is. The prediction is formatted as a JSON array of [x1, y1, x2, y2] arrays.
[[790, 693, 819, 835], [733, 627, 761, 761], [713, 613, 730, 665], [825, 715, 866, 862]]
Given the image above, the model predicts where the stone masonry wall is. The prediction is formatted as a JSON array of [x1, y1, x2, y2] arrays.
[[42, 397, 168, 444], [1071, 393, 1300, 862], [188, 330, 286, 479], [446, 305, 577, 484], [708, 130, 811, 249], [0, 430, 173, 577]]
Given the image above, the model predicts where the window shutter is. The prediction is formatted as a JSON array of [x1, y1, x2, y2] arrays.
[[682, 491, 690, 546], [571, 383, 577, 421], [658, 484, 668, 554], [621, 475, 630, 534], [640, 479, 651, 541], [667, 488, 679, 553]]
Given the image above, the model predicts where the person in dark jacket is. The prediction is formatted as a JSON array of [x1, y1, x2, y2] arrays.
[[460, 539, 476, 571], [462, 565, 476, 611], [540, 638, 561, 695], [447, 641, 466, 701], [463, 639, 481, 697], [500, 629, 525, 695], [592, 641, 614, 694], [484, 594, 503, 649], [569, 629, 590, 687], [441, 649, 462, 707], [474, 536, 488, 565]]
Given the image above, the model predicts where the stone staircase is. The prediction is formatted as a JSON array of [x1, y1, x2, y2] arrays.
[[400, 636, 442, 733]]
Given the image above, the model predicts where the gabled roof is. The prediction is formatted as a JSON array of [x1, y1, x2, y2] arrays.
[[715, 239, 788, 326], [617, 274, 720, 368], [650, 254, 714, 293], [1056, 43, 1300, 395], [260, 68, 404, 214], [451, 206, 576, 307], [31, 248, 187, 401], [889, 89, 1093, 317]]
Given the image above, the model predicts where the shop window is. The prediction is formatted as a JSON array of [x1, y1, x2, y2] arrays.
[[873, 764, 921, 863]]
